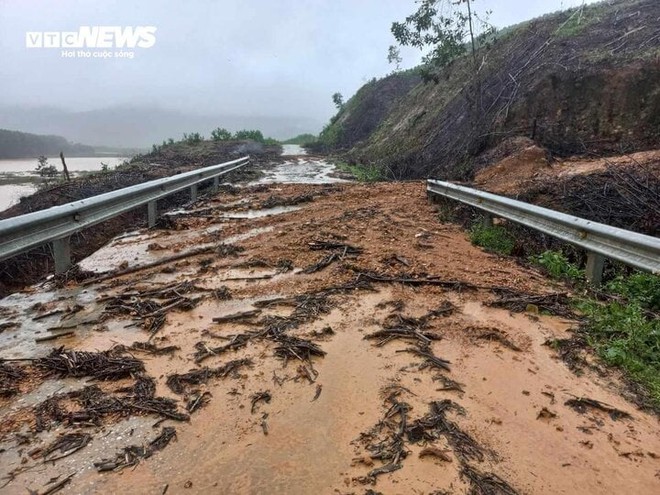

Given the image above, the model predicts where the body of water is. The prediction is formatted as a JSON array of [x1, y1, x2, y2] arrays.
[[0, 156, 127, 213], [0, 156, 127, 174]]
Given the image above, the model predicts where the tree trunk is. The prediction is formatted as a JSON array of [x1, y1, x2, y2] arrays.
[[59, 151, 71, 182]]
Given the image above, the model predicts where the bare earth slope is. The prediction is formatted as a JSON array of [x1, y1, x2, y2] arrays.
[[0, 180, 658, 494]]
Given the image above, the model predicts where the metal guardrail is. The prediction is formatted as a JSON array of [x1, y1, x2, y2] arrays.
[[427, 179, 660, 284], [0, 156, 250, 273]]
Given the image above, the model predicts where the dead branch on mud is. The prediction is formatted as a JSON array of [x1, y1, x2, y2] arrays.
[[250, 391, 272, 413], [564, 397, 632, 421], [365, 312, 443, 347], [0, 362, 26, 397], [193, 333, 257, 363], [356, 271, 477, 291], [166, 358, 253, 395], [212, 309, 262, 324], [35, 348, 144, 381], [401, 347, 452, 371], [261, 193, 314, 209], [116, 341, 180, 356], [487, 290, 575, 318], [94, 427, 176, 472], [302, 240, 363, 274], [471, 327, 522, 352], [40, 433, 91, 463], [460, 463, 519, 495]]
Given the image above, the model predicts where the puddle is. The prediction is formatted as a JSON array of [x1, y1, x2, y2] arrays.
[[281, 144, 306, 156], [252, 158, 348, 185], [220, 205, 301, 219], [0, 287, 99, 359], [205, 225, 273, 244], [79, 234, 161, 273]]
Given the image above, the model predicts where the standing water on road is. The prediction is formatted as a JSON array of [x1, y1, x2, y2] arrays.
[[253, 144, 348, 185]]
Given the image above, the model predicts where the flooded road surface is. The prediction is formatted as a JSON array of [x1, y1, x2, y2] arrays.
[[0, 172, 659, 494], [254, 157, 348, 185], [280, 144, 306, 156]]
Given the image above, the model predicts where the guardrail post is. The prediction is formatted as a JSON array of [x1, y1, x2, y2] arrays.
[[482, 215, 494, 229], [190, 184, 198, 202], [212, 176, 220, 193], [52, 236, 71, 274], [147, 200, 157, 228], [585, 252, 605, 285]]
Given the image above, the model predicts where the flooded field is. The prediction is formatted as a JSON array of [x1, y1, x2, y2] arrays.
[[0, 156, 127, 212]]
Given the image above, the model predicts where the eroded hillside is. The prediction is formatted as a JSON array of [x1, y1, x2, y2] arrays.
[[321, 0, 660, 180]]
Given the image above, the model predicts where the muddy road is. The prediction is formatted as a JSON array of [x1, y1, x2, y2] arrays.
[[0, 157, 658, 494]]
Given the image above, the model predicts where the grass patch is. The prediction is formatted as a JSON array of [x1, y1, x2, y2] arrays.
[[337, 162, 383, 182], [468, 223, 514, 255], [530, 250, 583, 280], [576, 280, 660, 407]]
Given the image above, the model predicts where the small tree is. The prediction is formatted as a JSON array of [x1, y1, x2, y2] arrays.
[[211, 127, 232, 141], [332, 92, 344, 110], [35, 155, 58, 177], [390, 0, 493, 80]]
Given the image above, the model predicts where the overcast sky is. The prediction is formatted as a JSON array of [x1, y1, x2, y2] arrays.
[[0, 0, 599, 125]]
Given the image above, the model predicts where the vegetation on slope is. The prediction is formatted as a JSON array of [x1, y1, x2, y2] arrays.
[[319, 0, 660, 181]]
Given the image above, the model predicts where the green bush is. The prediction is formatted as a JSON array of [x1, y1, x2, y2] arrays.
[[469, 223, 515, 255], [182, 132, 204, 144], [337, 162, 382, 182], [577, 298, 660, 405], [605, 273, 660, 311], [234, 129, 264, 142], [211, 127, 232, 141], [531, 250, 582, 280]]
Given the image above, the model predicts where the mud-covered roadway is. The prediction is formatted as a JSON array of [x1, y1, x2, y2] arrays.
[[0, 157, 658, 494]]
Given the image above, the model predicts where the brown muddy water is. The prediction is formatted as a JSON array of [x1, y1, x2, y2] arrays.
[[0, 157, 127, 212]]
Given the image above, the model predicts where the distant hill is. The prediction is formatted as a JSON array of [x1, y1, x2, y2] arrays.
[[0, 106, 324, 149], [0, 129, 95, 159]]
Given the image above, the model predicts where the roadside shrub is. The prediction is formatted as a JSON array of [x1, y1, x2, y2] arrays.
[[531, 250, 582, 280], [211, 127, 232, 141], [605, 273, 660, 311], [469, 223, 514, 255], [337, 162, 382, 182], [234, 130, 264, 142], [577, 298, 660, 405]]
